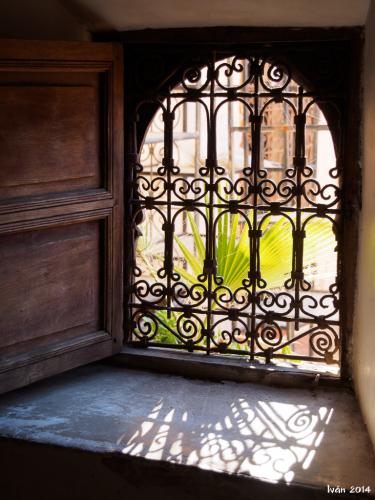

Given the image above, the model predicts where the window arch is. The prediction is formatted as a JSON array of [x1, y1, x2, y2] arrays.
[[125, 45, 354, 378]]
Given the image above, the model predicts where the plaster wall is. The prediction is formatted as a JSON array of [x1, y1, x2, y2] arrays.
[[353, 0, 375, 451], [0, 0, 88, 41], [62, 0, 370, 32]]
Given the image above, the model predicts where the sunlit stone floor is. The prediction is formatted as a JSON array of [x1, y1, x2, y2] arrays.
[[0, 364, 374, 492]]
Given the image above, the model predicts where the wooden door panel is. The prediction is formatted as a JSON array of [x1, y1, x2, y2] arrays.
[[0, 81, 102, 198], [0, 221, 102, 348], [0, 40, 123, 393]]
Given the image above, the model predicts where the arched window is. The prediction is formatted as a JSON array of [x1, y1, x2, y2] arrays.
[[126, 50, 350, 377]]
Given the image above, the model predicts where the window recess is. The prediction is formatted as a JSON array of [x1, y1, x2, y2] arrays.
[[120, 30, 361, 379]]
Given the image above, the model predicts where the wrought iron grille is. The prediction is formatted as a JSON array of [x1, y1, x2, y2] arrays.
[[128, 54, 341, 373]]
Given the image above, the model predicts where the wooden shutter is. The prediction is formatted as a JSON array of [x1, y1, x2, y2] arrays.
[[0, 40, 123, 393]]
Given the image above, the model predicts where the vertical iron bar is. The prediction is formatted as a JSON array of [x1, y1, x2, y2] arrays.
[[294, 87, 305, 332], [205, 54, 218, 355], [163, 94, 174, 319], [249, 60, 261, 361]]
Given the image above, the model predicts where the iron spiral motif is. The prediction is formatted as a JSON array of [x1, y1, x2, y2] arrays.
[[128, 54, 341, 371]]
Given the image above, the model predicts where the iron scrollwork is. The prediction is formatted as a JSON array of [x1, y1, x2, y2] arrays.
[[128, 53, 341, 372]]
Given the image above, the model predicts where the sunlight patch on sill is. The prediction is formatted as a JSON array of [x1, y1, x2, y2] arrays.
[[118, 394, 334, 485]]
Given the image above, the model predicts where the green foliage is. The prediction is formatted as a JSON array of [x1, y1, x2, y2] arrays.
[[150, 310, 181, 345], [174, 210, 334, 291], [137, 205, 335, 354]]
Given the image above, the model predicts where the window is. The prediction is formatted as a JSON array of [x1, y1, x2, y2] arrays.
[[123, 30, 361, 379]]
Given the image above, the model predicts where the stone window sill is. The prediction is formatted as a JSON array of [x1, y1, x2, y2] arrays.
[[0, 361, 374, 499], [112, 346, 341, 389]]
